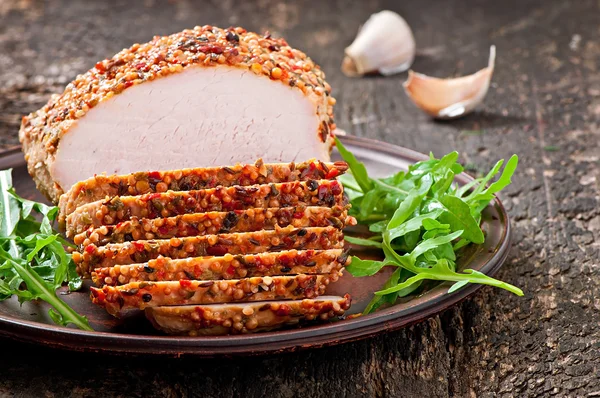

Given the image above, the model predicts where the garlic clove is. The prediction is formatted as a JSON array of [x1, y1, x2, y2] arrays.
[[342, 10, 416, 77], [403, 46, 496, 119]]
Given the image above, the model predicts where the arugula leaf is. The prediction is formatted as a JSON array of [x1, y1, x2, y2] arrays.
[[437, 195, 485, 244], [387, 174, 432, 230], [0, 171, 20, 241], [0, 169, 91, 330], [387, 209, 444, 241], [346, 257, 391, 277], [335, 137, 372, 193], [335, 139, 523, 314]]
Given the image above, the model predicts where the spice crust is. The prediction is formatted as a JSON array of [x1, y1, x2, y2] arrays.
[[59, 159, 348, 221], [91, 273, 333, 317], [74, 225, 344, 274], [75, 205, 351, 247], [91, 248, 350, 286], [66, 179, 345, 236], [146, 294, 352, 335]]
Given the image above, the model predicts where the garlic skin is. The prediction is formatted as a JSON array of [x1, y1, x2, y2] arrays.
[[342, 10, 416, 77], [403, 46, 496, 119]]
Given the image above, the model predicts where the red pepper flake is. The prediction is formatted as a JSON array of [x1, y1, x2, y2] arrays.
[[279, 254, 291, 266], [207, 245, 228, 256], [84, 244, 95, 254], [325, 168, 340, 179], [133, 242, 145, 252], [330, 181, 342, 196], [186, 225, 198, 236], [200, 45, 223, 54], [276, 304, 291, 317], [145, 193, 162, 201], [179, 279, 192, 288], [95, 61, 106, 72], [91, 288, 106, 301], [148, 171, 161, 179], [158, 225, 170, 235]]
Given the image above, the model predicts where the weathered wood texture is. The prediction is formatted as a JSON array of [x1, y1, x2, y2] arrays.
[[1, 0, 599, 396]]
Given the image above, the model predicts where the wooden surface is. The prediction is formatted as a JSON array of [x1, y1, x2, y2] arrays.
[[1, 0, 599, 396]]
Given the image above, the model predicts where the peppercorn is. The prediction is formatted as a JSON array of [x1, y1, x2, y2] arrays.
[[225, 31, 239, 42]]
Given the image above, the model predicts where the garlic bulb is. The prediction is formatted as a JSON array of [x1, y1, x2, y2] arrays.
[[403, 46, 496, 119], [342, 10, 416, 77]]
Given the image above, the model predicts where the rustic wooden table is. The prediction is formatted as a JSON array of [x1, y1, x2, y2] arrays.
[[1, 0, 599, 396]]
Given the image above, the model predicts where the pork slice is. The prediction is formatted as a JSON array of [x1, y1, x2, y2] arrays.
[[75, 205, 351, 247], [66, 179, 344, 236], [91, 248, 350, 286], [20, 26, 336, 203], [74, 225, 344, 275], [145, 294, 352, 335], [91, 274, 333, 317], [59, 159, 347, 218]]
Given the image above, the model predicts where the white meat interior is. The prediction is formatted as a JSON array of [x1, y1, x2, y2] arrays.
[[52, 66, 329, 190]]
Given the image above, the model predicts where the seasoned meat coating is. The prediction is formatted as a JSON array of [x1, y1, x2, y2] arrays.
[[91, 274, 334, 317], [59, 159, 347, 220], [66, 179, 345, 236], [92, 248, 350, 286], [74, 226, 344, 274], [146, 295, 352, 335], [74, 205, 351, 246]]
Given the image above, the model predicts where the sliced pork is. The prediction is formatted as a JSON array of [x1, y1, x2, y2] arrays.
[[59, 159, 347, 219], [74, 226, 344, 274], [146, 295, 352, 335], [20, 26, 336, 203], [91, 249, 350, 286], [75, 205, 350, 247], [65, 179, 344, 236], [91, 274, 332, 317]]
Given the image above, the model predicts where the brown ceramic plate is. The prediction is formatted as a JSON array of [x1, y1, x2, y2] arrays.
[[0, 136, 511, 357]]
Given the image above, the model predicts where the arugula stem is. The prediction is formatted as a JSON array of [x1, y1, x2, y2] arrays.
[[5, 256, 92, 331], [372, 179, 409, 195]]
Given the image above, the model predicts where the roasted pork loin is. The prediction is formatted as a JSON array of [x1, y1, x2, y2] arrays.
[[23, 24, 353, 334]]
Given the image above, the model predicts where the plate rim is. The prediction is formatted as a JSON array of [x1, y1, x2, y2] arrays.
[[0, 136, 511, 356]]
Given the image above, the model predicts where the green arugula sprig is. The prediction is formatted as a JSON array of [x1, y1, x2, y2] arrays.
[[0, 169, 92, 330], [336, 138, 523, 314]]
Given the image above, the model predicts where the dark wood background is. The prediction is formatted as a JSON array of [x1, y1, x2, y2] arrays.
[[1, 0, 599, 396]]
